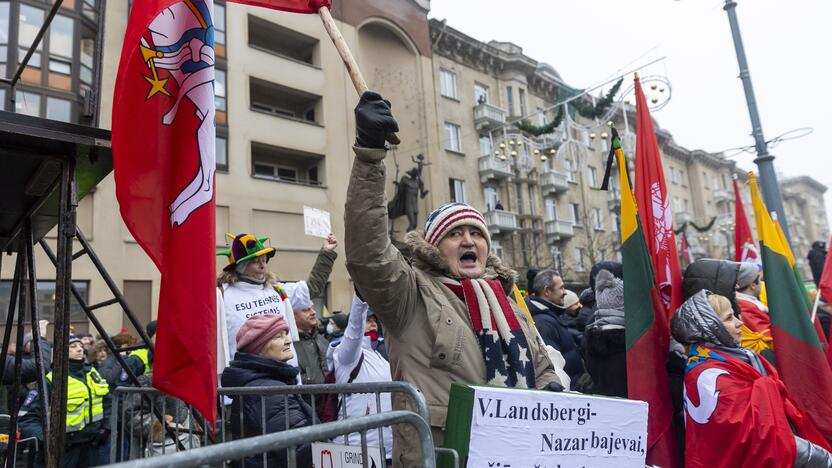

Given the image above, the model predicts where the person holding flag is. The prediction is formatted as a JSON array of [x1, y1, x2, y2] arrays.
[[671, 291, 832, 467]]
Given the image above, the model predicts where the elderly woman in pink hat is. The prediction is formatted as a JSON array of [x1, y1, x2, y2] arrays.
[[221, 314, 317, 468]]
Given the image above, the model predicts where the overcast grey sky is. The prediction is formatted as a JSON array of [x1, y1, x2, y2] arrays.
[[429, 0, 832, 238]]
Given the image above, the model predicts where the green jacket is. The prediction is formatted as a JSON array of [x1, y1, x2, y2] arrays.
[[306, 248, 337, 299]]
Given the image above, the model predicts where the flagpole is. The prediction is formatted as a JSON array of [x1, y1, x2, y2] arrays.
[[316, 6, 400, 145]]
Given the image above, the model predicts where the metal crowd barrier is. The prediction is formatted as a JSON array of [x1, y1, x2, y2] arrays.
[[107, 410, 435, 468], [109, 381, 435, 467]]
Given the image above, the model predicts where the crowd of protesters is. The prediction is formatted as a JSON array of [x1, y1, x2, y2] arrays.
[[4, 93, 832, 468]]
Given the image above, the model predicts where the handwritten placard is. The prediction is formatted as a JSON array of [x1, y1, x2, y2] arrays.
[[304, 206, 332, 238]]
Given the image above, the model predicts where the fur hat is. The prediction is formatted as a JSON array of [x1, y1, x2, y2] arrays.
[[236, 315, 290, 354], [284, 281, 312, 311], [595, 269, 624, 311], [423, 203, 491, 250], [217, 233, 275, 272]]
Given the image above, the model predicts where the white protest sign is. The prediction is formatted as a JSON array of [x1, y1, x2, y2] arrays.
[[311, 442, 384, 468], [443, 384, 648, 468], [304, 206, 332, 238]]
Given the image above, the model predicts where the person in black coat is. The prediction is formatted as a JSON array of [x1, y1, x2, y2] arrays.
[[576, 262, 623, 332], [221, 314, 316, 468], [583, 270, 627, 398], [809, 241, 828, 288], [525, 269, 583, 382]]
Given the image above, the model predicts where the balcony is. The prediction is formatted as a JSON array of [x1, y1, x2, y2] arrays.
[[485, 210, 519, 234], [473, 102, 507, 130], [712, 189, 731, 203], [676, 211, 694, 225], [541, 170, 569, 196], [478, 155, 514, 183], [545, 220, 575, 242]]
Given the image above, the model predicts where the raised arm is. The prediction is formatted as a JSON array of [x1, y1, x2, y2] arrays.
[[306, 234, 338, 299], [333, 295, 369, 380], [344, 92, 417, 336]]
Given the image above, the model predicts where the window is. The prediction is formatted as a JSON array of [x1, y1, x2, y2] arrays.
[[565, 158, 577, 182], [612, 213, 620, 233], [518, 88, 526, 116], [0, 280, 89, 323], [439, 68, 457, 99], [80, 38, 95, 85], [248, 15, 319, 65], [444, 122, 462, 152], [216, 135, 228, 171], [545, 199, 557, 221], [484, 187, 498, 211], [684, 199, 690, 212], [550, 246, 562, 273], [251, 142, 323, 187], [479, 135, 492, 156], [0, 2, 9, 77], [506, 86, 514, 115], [250, 78, 322, 124], [474, 83, 489, 104], [528, 186, 536, 216], [591, 208, 603, 230], [722, 174, 728, 190], [214, 2, 226, 45], [123, 280, 152, 337], [674, 196, 681, 213], [670, 167, 677, 184], [215, 69, 227, 111], [536, 107, 546, 126], [575, 247, 585, 272], [15, 91, 40, 116], [712, 175, 719, 192], [49, 15, 74, 74], [570, 203, 581, 225], [492, 240, 503, 259], [18, 5, 44, 68], [449, 178, 466, 203], [702, 172, 709, 189], [46, 97, 71, 122], [588, 166, 598, 188]]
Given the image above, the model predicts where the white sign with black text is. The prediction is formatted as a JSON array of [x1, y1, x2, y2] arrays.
[[466, 386, 648, 468], [311, 442, 384, 468], [304, 206, 332, 238]]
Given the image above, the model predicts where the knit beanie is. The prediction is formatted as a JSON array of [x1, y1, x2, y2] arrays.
[[595, 269, 624, 310], [736, 263, 760, 289], [236, 315, 290, 354], [284, 281, 312, 311], [562, 290, 581, 309], [68, 335, 83, 346], [424, 203, 491, 249]]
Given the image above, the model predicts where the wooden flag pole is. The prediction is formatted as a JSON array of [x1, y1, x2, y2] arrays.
[[317, 6, 400, 145]]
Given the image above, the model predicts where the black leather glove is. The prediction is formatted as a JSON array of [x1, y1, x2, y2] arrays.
[[544, 381, 565, 393], [354, 91, 399, 149]]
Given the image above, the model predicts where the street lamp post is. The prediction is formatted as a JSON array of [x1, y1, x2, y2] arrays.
[[722, 0, 791, 243]]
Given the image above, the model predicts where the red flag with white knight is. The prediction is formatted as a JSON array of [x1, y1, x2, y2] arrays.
[[113, 0, 217, 425], [633, 75, 684, 318], [225, 0, 330, 14], [733, 177, 760, 267]]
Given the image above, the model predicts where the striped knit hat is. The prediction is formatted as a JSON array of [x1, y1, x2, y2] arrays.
[[424, 203, 491, 249]]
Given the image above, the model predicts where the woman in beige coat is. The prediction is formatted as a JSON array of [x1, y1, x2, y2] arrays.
[[345, 92, 560, 467]]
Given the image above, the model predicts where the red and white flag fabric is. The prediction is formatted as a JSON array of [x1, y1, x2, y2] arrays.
[[226, 0, 329, 13], [113, 0, 218, 425], [733, 178, 761, 267], [633, 76, 684, 318]]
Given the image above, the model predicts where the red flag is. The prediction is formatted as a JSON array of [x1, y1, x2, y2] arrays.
[[633, 76, 684, 318], [113, 0, 218, 425], [733, 178, 760, 266], [820, 236, 832, 303], [684, 345, 830, 468], [226, 0, 329, 13]]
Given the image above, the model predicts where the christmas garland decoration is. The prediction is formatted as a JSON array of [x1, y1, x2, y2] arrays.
[[513, 106, 564, 136], [571, 78, 623, 120], [674, 216, 718, 235]]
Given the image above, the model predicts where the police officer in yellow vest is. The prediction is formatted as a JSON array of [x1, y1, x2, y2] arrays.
[[19, 335, 112, 468]]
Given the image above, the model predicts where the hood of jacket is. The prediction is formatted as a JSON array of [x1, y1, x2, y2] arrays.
[[671, 290, 738, 348], [221, 352, 299, 387], [682, 258, 741, 316], [404, 231, 517, 294]]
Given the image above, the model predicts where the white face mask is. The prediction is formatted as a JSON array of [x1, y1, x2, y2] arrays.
[[326, 323, 335, 335]]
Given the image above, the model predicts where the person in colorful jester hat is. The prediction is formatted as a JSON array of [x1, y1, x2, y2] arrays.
[[216, 232, 338, 378], [671, 290, 832, 468]]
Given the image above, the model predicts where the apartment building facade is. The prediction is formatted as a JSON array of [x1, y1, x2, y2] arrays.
[[0, 0, 827, 331]]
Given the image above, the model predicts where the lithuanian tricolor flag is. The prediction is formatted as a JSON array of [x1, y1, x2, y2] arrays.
[[750, 173, 832, 442], [613, 129, 679, 467]]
